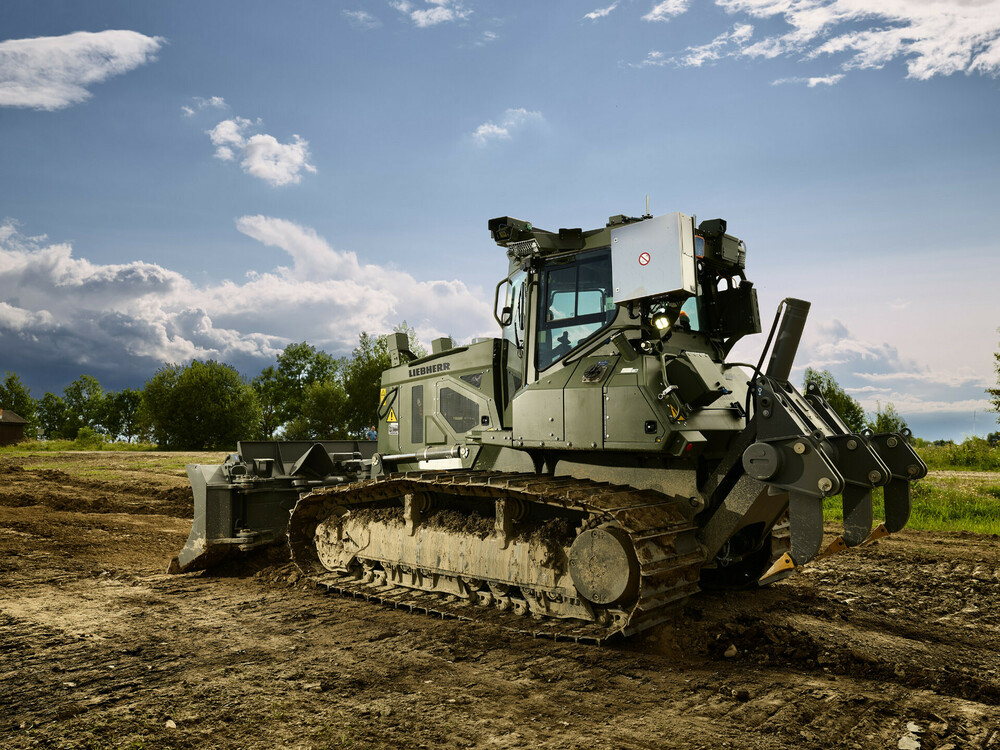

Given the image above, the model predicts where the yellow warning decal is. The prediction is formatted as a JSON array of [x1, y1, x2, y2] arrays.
[[386, 407, 397, 422], [379, 388, 386, 402]]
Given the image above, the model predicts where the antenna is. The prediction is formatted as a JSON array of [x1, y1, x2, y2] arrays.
[[643, 194, 651, 218]]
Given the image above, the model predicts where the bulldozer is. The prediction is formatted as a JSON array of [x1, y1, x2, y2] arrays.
[[171, 210, 926, 642]]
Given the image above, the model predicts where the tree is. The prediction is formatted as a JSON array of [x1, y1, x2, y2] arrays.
[[342, 332, 392, 437], [37, 392, 69, 439], [803, 367, 867, 433], [142, 360, 261, 450], [253, 342, 340, 438], [104, 388, 145, 443], [988, 335, 1000, 424], [0, 372, 38, 435], [868, 401, 909, 435], [62, 374, 107, 438], [284, 379, 349, 440], [342, 324, 425, 437]]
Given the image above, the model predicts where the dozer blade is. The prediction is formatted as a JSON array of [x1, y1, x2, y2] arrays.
[[170, 463, 290, 573], [169, 441, 378, 574], [171, 463, 234, 573]]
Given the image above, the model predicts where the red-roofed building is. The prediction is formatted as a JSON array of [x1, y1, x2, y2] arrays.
[[0, 409, 27, 446]]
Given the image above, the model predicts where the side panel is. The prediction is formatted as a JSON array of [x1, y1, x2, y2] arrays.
[[563, 354, 620, 450], [603, 364, 666, 450], [510, 362, 578, 448], [380, 339, 503, 455]]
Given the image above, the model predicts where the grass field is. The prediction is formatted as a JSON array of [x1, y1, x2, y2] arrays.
[[822, 472, 1000, 535], [4, 438, 1000, 534]]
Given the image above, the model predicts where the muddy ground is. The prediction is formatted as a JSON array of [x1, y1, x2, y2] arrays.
[[1, 452, 998, 749]]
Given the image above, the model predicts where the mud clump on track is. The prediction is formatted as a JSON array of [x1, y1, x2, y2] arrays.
[[1, 451, 999, 749]]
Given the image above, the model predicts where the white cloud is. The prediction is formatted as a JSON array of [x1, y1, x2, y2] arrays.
[[585, 3, 619, 21], [0, 30, 164, 110], [630, 25, 754, 69], [772, 73, 845, 86], [678, 23, 755, 67], [472, 108, 544, 146], [344, 9, 382, 29], [716, 0, 1000, 79], [0, 218, 494, 387], [790, 318, 993, 434], [206, 116, 316, 186], [391, 0, 471, 28], [643, 0, 690, 22], [242, 134, 317, 186], [630, 50, 669, 68], [182, 95, 227, 116]]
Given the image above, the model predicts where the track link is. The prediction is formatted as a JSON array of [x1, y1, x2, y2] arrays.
[[288, 471, 705, 643]]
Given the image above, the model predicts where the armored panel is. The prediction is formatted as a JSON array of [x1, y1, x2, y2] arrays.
[[603, 365, 664, 449], [610, 212, 697, 304], [511, 364, 579, 447], [564, 355, 620, 450]]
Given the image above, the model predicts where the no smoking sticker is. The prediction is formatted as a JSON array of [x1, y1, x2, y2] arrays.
[[638, 252, 651, 266]]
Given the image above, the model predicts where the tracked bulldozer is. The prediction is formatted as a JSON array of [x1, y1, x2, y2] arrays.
[[171, 210, 926, 642]]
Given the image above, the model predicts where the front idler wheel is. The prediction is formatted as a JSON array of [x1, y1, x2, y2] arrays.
[[568, 524, 640, 606]]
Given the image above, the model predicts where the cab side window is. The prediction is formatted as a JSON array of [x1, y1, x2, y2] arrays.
[[537, 248, 614, 370]]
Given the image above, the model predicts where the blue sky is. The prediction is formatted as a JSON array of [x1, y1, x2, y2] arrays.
[[1, 0, 998, 441]]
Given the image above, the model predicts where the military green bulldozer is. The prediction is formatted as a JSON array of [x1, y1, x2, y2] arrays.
[[171, 210, 925, 642]]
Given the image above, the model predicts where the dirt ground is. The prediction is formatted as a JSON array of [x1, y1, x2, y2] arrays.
[[1, 452, 999, 749]]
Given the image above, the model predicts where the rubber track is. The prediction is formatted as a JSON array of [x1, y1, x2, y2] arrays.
[[288, 471, 706, 643]]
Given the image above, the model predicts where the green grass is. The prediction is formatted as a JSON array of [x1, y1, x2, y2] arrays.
[[916, 438, 1000, 471], [822, 474, 1000, 535], [0, 438, 157, 454]]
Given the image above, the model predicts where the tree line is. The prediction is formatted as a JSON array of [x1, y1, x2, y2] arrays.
[[0, 326, 424, 450], [802, 367, 910, 436], [1, 337, 990, 451]]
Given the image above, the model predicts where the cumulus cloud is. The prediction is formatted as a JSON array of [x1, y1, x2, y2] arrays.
[[643, 1, 690, 22], [344, 9, 382, 29], [0, 218, 494, 390], [716, 0, 1000, 79], [585, 3, 619, 21], [391, 0, 471, 28], [630, 50, 668, 68], [676, 23, 754, 67], [206, 116, 317, 186], [630, 24, 754, 69], [0, 30, 164, 110], [772, 74, 845, 87], [472, 108, 544, 146], [793, 318, 992, 433], [181, 95, 227, 117]]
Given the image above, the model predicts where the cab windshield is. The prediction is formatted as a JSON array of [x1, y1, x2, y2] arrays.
[[537, 248, 615, 370]]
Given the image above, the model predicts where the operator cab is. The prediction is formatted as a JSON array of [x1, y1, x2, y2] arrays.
[[537, 248, 616, 370]]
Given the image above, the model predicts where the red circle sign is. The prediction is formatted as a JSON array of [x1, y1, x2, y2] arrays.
[[638, 252, 651, 266]]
